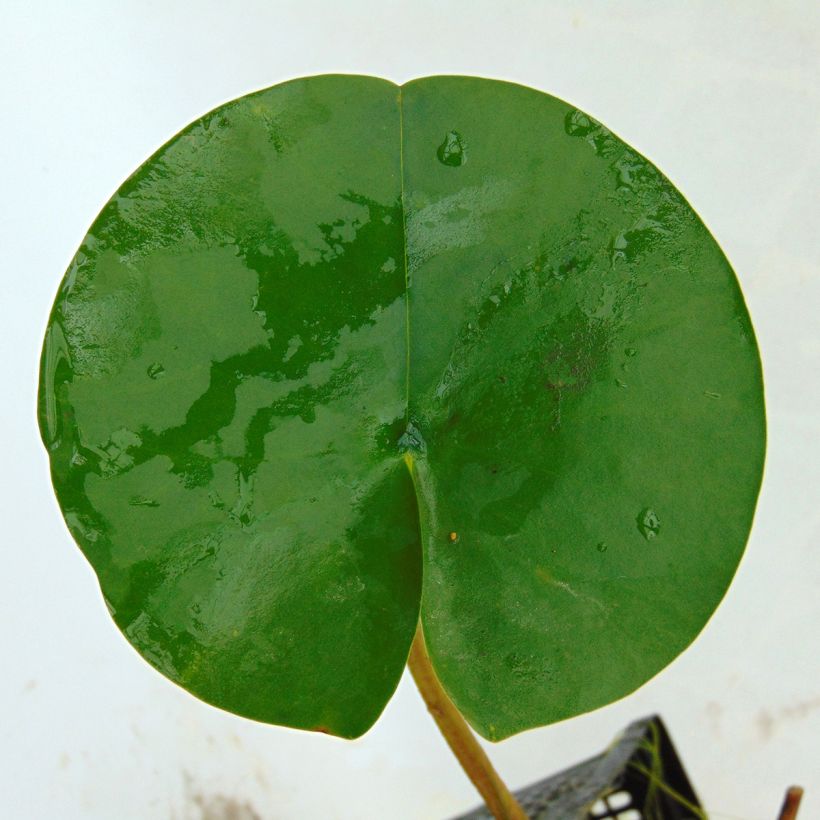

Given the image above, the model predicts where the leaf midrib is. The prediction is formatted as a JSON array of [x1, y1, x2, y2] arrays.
[[398, 86, 411, 428]]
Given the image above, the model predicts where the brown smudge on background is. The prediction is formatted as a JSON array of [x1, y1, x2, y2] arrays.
[[705, 701, 722, 738], [756, 695, 820, 741], [192, 793, 261, 820], [183, 772, 262, 820]]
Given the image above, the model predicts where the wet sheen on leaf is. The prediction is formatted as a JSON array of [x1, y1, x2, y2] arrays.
[[39, 75, 764, 740]]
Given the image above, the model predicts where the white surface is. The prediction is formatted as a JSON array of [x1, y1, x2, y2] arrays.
[[1, 2, 819, 818]]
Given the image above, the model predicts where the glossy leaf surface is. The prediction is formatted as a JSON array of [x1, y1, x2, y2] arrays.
[[40, 75, 764, 740]]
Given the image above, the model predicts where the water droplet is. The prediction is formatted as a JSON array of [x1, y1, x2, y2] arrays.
[[283, 335, 303, 363], [129, 495, 159, 508], [637, 508, 661, 540], [437, 131, 466, 167], [564, 110, 595, 137], [625, 348, 637, 357], [398, 421, 427, 454], [596, 541, 608, 553], [70, 450, 87, 467], [147, 362, 165, 379]]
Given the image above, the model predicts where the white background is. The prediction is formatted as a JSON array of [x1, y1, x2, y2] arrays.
[[1, 2, 818, 818]]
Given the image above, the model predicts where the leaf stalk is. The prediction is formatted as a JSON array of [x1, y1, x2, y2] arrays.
[[407, 623, 528, 820]]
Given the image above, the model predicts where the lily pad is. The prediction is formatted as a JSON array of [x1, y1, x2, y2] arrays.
[[39, 75, 765, 740]]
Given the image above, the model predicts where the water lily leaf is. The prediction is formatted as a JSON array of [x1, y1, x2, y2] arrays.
[[39, 76, 418, 739], [39, 75, 764, 740], [402, 77, 764, 739]]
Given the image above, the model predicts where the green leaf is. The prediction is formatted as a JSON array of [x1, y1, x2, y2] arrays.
[[402, 77, 764, 740], [39, 75, 764, 740]]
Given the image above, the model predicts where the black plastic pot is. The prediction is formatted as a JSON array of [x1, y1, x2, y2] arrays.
[[453, 716, 702, 820]]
